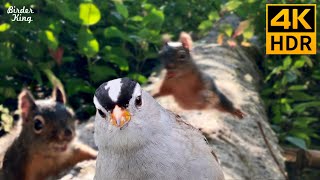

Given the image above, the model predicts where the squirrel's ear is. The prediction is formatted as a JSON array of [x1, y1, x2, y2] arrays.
[[179, 32, 193, 50], [52, 86, 67, 104], [18, 89, 36, 121]]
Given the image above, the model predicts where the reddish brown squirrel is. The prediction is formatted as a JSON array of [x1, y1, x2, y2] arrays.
[[153, 32, 244, 119], [0, 87, 97, 180]]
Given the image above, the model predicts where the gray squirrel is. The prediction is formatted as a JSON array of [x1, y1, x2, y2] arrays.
[[1, 87, 97, 180], [153, 32, 244, 119]]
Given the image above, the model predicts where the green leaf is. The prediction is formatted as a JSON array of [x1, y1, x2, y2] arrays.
[[115, 2, 129, 19], [281, 99, 293, 114], [103, 46, 132, 58], [143, 8, 164, 30], [1, 113, 13, 132], [137, 29, 161, 43], [288, 91, 314, 101], [104, 26, 126, 39], [281, 75, 287, 86], [220, 24, 233, 37], [265, 67, 282, 82], [4, 2, 11, 8], [243, 25, 254, 39], [47, 0, 81, 24], [271, 115, 282, 124], [208, 11, 219, 21], [303, 56, 313, 67], [293, 117, 318, 128], [312, 74, 320, 80], [48, 21, 62, 34], [0, 23, 10, 32], [89, 65, 117, 83], [128, 73, 148, 84], [0, 105, 13, 132], [63, 56, 75, 63], [198, 20, 213, 31], [293, 58, 305, 68], [142, 3, 154, 10], [107, 54, 129, 71], [288, 85, 307, 91], [285, 70, 297, 83], [65, 78, 95, 96], [0, 87, 16, 98], [224, 0, 242, 11], [290, 131, 311, 147], [285, 136, 307, 149], [130, 16, 143, 22], [79, 3, 101, 25], [44, 30, 59, 49], [283, 56, 292, 69], [78, 28, 99, 57], [293, 101, 320, 113]]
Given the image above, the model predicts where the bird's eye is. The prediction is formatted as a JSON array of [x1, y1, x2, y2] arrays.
[[33, 116, 45, 134], [98, 109, 106, 118], [135, 95, 142, 107]]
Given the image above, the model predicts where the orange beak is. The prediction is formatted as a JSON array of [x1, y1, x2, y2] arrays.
[[110, 105, 131, 128]]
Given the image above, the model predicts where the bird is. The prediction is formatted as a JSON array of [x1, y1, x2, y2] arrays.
[[93, 77, 225, 180]]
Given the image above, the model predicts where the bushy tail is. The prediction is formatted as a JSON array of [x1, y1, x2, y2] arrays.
[[216, 92, 245, 119], [232, 108, 245, 119]]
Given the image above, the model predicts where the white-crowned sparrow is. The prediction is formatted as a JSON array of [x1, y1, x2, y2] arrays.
[[93, 77, 225, 180]]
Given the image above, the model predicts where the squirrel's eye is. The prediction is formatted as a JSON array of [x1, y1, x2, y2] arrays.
[[33, 116, 45, 134], [98, 109, 106, 118], [179, 54, 186, 59], [135, 96, 142, 107], [178, 52, 187, 60]]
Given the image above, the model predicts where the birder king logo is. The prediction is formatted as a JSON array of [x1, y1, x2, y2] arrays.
[[7, 6, 34, 23], [266, 4, 316, 54]]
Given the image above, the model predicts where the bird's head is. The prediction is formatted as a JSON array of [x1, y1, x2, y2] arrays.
[[93, 77, 162, 149]]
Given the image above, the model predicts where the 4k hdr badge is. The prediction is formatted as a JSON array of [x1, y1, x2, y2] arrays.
[[266, 4, 316, 54]]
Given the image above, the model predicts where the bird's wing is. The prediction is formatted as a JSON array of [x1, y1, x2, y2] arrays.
[[168, 110, 221, 164], [164, 110, 225, 180]]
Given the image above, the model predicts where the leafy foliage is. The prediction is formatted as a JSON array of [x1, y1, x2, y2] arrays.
[[0, 105, 13, 133], [262, 54, 320, 150], [217, 0, 320, 150], [0, 0, 214, 128], [0, 0, 157, 123]]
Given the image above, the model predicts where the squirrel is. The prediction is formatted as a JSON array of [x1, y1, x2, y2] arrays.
[[0, 87, 97, 180], [153, 32, 244, 119]]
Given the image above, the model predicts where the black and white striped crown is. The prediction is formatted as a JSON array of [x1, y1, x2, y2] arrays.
[[93, 78, 141, 111]]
